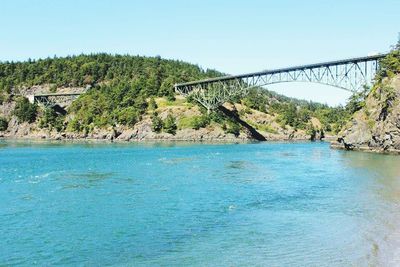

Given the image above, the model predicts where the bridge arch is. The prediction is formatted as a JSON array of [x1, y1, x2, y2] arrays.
[[174, 54, 384, 110]]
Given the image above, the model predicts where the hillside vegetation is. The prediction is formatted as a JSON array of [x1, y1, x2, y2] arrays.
[[0, 54, 354, 141]]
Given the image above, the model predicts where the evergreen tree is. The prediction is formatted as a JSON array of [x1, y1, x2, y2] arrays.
[[151, 112, 163, 133], [163, 113, 177, 135], [0, 116, 8, 131], [13, 97, 37, 123]]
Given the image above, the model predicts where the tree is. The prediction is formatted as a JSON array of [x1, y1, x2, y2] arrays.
[[151, 112, 163, 133], [346, 87, 368, 114], [192, 115, 210, 130], [242, 88, 268, 112], [133, 95, 148, 111], [0, 117, 8, 131], [163, 113, 177, 135], [276, 103, 297, 128], [148, 97, 158, 111], [117, 107, 139, 126], [13, 97, 37, 123], [306, 123, 317, 141], [38, 108, 64, 132]]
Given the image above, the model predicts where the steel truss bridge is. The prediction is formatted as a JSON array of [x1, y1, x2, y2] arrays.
[[28, 92, 83, 108], [174, 54, 386, 111]]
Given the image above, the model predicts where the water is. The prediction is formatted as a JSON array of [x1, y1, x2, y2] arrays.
[[1, 141, 400, 266]]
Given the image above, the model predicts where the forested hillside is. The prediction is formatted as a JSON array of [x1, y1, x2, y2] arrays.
[[0, 54, 222, 97], [0, 54, 352, 141]]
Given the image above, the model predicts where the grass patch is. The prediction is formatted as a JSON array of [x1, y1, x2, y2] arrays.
[[178, 116, 196, 129], [248, 121, 278, 134], [156, 97, 191, 108], [367, 119, 375, 129], [178, 115, 210, 130]]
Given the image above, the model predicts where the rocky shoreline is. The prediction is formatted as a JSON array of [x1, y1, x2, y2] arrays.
[[0, 96, 320, 142], [0, 125, 316, 143], [330, 141, 400, 154], [333, 75, 400, 154], [0, 113, 326, 143]]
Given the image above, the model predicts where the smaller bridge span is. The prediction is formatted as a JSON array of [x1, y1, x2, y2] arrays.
[[27, 92, 84, 108]]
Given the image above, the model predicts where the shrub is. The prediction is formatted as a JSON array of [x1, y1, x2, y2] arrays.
[[67, 118, 81, 132], [225, 120, 241, 136], [163, 113, 177, 135], [238, 108, 246, 117], [306, 124, 317, 140], [375, 48, 400, 82], [38, 108, 64, 132], [192, 115, 210, 130], [117, 107, 139, 126], [242, 88, 268, 112], [13, 97, 37, 123], [0, 117, 8, 131], [148, 97, 158, 111], [208, 110, 225, 124], [49, 85, 57, 93], [166, 93, 176, 102], [133, 95, 148, 111]]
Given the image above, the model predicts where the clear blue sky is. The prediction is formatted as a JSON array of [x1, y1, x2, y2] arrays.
[[1, 0, 399, 105]]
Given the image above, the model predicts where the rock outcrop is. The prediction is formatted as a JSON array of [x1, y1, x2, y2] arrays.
[[332, 75, 400, 154]]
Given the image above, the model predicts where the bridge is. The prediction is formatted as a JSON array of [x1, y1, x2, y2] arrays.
[[174, 54, 386, 111], [27, 92, 83, 108]]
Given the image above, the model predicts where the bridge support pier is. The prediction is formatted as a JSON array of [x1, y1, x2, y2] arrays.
[[176, 79, 248, 111]]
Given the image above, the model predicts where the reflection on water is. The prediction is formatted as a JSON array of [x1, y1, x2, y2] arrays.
[[59, 171, 115, 189], [278, 151, 297, 157], [339, 150, 400, 266], [159, 157, 195, 164], [0, 141, 399, 266], [225, 160, 249, 169], [342, 151, 400, 201], [65, 171, 114, 181]]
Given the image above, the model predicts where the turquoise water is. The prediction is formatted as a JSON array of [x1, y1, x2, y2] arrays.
[[1, 141, 400, 266]]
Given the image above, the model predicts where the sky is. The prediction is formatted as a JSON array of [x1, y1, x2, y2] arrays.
[[1, 0, 399, 106]]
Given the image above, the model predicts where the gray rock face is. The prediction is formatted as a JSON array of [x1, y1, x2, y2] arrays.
[[333, 75, 400, 154]]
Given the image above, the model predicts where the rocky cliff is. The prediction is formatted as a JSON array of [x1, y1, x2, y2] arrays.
[[332, 74, 400, 153]]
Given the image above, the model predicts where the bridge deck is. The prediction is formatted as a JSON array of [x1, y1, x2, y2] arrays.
[[175, 54, 386, 87], [34, 92, 83, 97]]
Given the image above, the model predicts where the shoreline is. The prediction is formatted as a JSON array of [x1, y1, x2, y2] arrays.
[[8, 135, 400, 156], [330, 142, 400, 155], [0, 136, 330, 145]]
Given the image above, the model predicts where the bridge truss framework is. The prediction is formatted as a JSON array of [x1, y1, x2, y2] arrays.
[[174, 54, 386, 111], [28, 93, 83, 108]]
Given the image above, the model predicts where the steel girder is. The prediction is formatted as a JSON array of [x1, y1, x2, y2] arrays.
[[34, 94, 81, 108], [175, 54, 385, 110]]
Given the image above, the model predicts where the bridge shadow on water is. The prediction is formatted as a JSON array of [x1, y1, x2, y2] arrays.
[[218, 106, 266, 141]]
